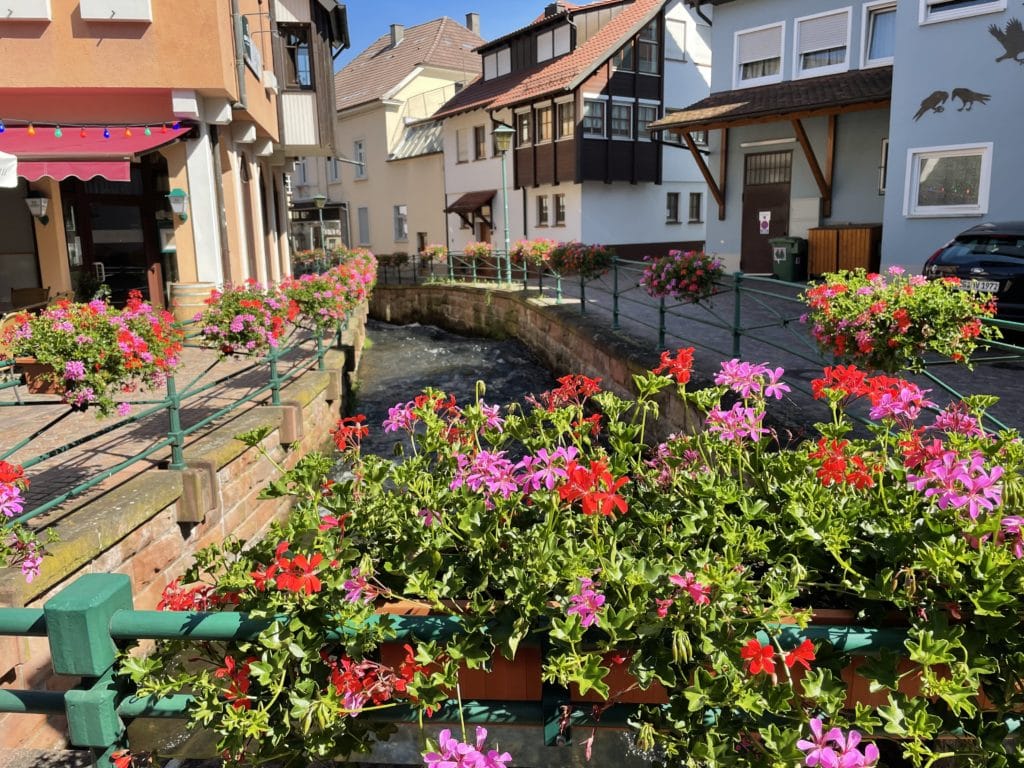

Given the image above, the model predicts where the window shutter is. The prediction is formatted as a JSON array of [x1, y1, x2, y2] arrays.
[[666, 18, 686, 61], [798, 12, 847, 54], [737, 26, 781, 64], [553, 24, 571, 56]]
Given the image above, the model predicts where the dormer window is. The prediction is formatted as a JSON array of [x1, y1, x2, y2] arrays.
[[484, 47, 511, 80], [537, 24, 571, 63]]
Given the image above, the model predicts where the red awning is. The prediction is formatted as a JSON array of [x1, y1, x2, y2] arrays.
[[0, 124, 191, 182]]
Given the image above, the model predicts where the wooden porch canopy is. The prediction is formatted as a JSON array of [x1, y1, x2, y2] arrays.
[[445, 190, 496, 231], [649, 66, 892, 219]]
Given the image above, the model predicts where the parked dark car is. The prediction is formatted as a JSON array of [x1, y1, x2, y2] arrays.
[[923, 221, 1024, 320]]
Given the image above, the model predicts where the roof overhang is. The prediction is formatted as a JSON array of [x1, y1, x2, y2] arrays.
[[444, 189, 495, 230], [650, 66, 892, 134]]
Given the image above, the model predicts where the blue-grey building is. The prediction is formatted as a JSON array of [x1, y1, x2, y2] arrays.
[[655, 0, 1020, 274]]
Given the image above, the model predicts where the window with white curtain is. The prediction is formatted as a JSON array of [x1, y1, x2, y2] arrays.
[[735, 23, 784, 88], [904, 143, 992, 217], [863, 2, 896, 66], [795, 9, 850, 77]]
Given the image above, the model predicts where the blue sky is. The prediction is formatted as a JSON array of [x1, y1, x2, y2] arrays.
[[335, 1, 542, 70]]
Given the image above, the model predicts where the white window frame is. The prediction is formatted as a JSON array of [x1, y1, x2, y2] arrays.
[[484, 47, 512, 79], [293, 158, 307, 186], [861, 1, 896, 68], [793, 8, 851, 79], [903, 142, 993, 218], [637, 104, 659, 141], [353, 140, 366, 179], [610, 101, 633, 140], [734, 22, 785, 89], [919, 0, 1006, 26], [582, 98, 606, 138]]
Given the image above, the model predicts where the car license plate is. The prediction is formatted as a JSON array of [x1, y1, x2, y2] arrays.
[[958, 279, 999, 293]]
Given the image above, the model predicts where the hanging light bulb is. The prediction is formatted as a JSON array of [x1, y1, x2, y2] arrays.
[[124, 127, 133, 138], [103, 127, 111, 139], [27, 124, 36, 137], [54, 126, 63, 138], [144, 125, 152, 137]]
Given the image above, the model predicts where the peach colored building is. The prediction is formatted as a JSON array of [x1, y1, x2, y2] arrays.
[[0, 0, 347, 311]]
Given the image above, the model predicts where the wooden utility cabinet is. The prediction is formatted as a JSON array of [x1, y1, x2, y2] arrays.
[[807, 225, 882, 276]]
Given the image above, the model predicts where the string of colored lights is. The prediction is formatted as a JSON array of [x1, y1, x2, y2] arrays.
[[0, 120, 184, 138]]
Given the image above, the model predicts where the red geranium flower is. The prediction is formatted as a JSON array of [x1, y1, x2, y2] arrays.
[[785, 639, 816, 670], [740, 638, 776, 676]]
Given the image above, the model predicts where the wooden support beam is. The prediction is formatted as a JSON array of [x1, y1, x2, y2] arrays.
[[791, 118, 832, 218], [824, 114, 836, 217], [683, 130, 726, 221]]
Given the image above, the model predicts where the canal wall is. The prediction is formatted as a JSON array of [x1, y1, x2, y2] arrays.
[[370, 284, 698, 437], [0, 306, 366, 751]]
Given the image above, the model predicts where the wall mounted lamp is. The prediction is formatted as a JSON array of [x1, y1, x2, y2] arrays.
[[24, 193, 49, 225], [167, 187, 190, 222]]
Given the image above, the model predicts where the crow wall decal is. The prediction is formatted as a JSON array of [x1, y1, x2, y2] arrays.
[[913, 90, 948, 121], [989, 18, 1024, 64], [952, 88, 991, 110]]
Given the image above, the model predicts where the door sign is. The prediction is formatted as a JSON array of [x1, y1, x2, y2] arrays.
[[758, 211, 771, 235]]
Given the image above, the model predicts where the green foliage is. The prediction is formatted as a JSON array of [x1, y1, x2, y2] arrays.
[[122, 356, 1024, 766]]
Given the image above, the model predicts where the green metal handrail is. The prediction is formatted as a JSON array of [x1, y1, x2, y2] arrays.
[[0, 573, 1018, 766], [2, 318, 346, 531], [377, 260, 1024, 431]]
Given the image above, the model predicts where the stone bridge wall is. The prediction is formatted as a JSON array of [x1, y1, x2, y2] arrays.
[[370, 284, 697, 437]]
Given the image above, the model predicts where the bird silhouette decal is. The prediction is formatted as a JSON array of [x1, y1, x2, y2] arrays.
[[989, 18, 1024, 64], [952, 88, 991, 111], [913, 90, 948, 120]]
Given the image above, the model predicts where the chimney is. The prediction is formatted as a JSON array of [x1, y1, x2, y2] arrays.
[[465, 12, 480, 35], [390, 24, 404, 47], [544, 2, 567, 17]]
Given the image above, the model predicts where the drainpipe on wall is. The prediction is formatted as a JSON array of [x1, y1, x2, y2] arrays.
[[689, 1, 712, 26], [230, 0, 248, 110]]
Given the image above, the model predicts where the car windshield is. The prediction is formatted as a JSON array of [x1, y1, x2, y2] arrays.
[[942, 236, 1024, 263]]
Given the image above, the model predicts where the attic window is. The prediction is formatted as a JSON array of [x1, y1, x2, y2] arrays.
[[484, 47, 511, 80]]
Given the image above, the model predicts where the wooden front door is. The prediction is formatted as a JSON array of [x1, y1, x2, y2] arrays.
[[741, 151, 792, 273]]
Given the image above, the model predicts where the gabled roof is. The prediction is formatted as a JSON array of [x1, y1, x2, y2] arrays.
[[334, 17, 484, 112], [478, 0, 623, 53], [650, 67, 893, 132], [434, 0, 663, 119]]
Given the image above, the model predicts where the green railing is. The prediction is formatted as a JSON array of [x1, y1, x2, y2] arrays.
[[0, 319, 350, 530], [6, 573, 1015, 765], [378, 255, 1024, 431]]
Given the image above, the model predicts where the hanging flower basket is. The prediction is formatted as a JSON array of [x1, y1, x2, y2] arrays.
[[14, 357, 63, 395]]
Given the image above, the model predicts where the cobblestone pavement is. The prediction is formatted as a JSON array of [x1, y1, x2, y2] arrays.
[[0, 333, 327, 530]]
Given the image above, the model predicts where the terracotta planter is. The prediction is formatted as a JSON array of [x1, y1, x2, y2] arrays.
[[14, 358, 63, 395]]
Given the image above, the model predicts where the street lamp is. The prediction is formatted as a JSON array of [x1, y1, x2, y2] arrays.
[[313, 193, 327, 252], [492, 122, 515, 285]]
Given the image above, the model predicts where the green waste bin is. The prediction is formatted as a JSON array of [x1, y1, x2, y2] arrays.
[[770, 237, 808, 282]]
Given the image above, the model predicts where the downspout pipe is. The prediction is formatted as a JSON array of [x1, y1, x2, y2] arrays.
[[691, 1, 712, 27], [230, 0, 248, 110]]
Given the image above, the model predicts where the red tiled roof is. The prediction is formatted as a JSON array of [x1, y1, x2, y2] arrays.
[[435, 0, 663, 119], [649, 67, 893, 131], [334, 17, 484, 112], [479, 0, 623, 52]]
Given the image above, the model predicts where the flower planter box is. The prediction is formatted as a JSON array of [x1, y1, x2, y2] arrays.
[[14, 357, 62, 395]]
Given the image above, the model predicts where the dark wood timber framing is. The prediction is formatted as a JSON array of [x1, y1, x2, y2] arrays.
[[791, 116, 835, 218], [683, 129, 726, 220]]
